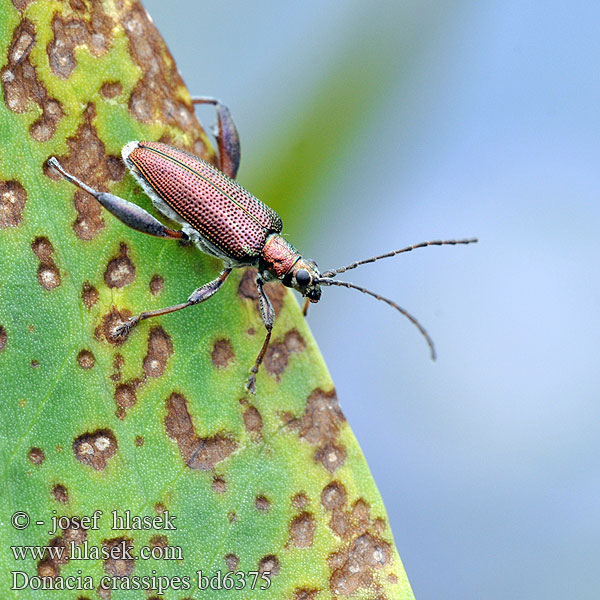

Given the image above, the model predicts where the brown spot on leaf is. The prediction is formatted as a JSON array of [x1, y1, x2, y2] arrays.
[[50, 103, 121, 240], [81, 282, 98, 309], [122, 4, 201, 141], [105, 243, 135, 288], [300, 388, 345, 446], [285, 329, 307, 353], [329, 507, 352, 539], [102, 537, 134, 577], [12, 0, 34, 11], [110, 353, 124, 382], [37, 264, 61, 290], [135, 436, 144, 447], [237, 268, 259, 300], [150, 534, 167, 548], [47, 6, 113, 79], [255, 495, 271, 512], [52, 484, 68, 504], [165, 392, 237, 470], [77, 349, 95, 369], [100, 81, 122, 99], [48, 538, 69, 566], [212, 476, 226, 494], [28, 446, 45, 464], [289, 512, 315, 549], [69, 0, 87, 12], [100, 307, 132, 345], [279, 410, 300, 432], [31, 235, 53, 262], [64, 519, 88, 540], [73, 428, 117, 471], [36, 521, 87, 579], [322, 491, 392, 595], [294, 590, 319, 600], [31, 359, 39, 368], [224, 553, 239, 571], [114, 382, 137, 417], [37, 557, 59, 578], [263, 329, 306, 381], [31, 236, 61, 290], [316, 442, 347, 473], [321, 481, 347, 511], [211, 339, 234, 368], [264, 342, 288, 380], [155, 502, 166, 515], [0, 180, 27, 228], [30, 99, 63, 142], [243, 405, 263, 437], [150, 274, 164, 296], [258, 554, 280, 577], [96, 585, 111, 600], [373, 517, 386, 535], [106, 155, 126, 181], [143, 327, 173, 377], [292, 492, 309, 509], [72, 190, 105, 240], [0, 325, 6, 352], [328, 533, 391, 596], [238, 268, 286, 317], [2, 19, 64, 141], [297, 389, 347, 473], [227, 511, 237, 523]]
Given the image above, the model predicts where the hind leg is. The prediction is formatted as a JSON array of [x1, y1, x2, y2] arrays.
[[48, 157, 186, 241], [191, 96, 241, 179]]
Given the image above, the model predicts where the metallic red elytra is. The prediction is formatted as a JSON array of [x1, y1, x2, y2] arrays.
[[48, 96, 477, 393]]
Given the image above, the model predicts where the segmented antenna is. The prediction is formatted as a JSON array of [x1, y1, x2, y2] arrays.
[[322, 238, 478, 278], [317, 277, 436, 360]]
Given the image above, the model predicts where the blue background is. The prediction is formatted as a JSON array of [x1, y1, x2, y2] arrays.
[[143, 1, 600, 598]]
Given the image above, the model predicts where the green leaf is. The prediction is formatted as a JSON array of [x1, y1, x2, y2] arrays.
[[0, 1, 414, 598]]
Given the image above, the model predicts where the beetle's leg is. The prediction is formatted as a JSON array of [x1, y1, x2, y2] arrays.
[[191, 97, 240, 179], [246, 274, 274, 394], [114, 269, 232, 337], [302, 298, 310, 317], [47, 157, 186, 240]]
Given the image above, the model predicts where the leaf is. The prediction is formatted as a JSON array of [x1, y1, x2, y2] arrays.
[[0, 1, 415, 598]]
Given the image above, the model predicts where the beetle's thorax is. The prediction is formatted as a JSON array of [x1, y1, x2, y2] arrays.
[[260, 233, 322, 302], [260, 233, 301, 279]]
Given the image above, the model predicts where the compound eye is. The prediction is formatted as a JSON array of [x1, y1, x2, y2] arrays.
[[296, 269, 311, 287]]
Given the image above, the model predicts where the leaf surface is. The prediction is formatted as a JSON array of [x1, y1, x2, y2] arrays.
[[0, 2, 414, 598]]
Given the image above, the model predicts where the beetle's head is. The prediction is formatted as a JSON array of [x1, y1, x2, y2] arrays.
[[286, 258, 322, 302]]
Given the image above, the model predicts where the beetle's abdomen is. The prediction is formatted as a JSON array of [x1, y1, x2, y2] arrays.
[[125, 141, 283, 262]]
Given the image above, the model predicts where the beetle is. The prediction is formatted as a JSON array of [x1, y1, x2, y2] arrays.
[[48, 97, 477, 393]]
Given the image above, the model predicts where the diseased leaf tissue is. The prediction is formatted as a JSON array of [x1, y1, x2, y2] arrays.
[[0, 1, 414, 598]]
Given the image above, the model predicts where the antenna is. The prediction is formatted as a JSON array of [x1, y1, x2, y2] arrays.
[[322, 238, 478, 278]]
